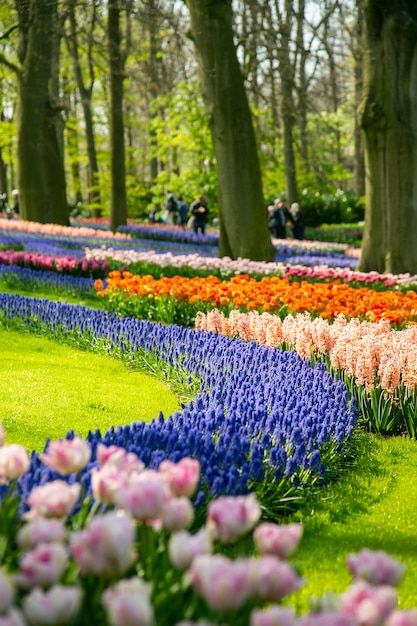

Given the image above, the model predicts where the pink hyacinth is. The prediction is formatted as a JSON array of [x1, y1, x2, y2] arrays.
[[102, 578, 154, 626], [250, 605, 296, 626], [23, 585, 82, 625], [158, 457, 201, 497], [15, 542, 68, 589], [169, 528, 213, 570], [347, 549, 406, 587], [70, 511, 136, 576], [39, 437, 91, 475], [248, 555, 304, 602], [17, 518, 67, 552], [114, 470, 169, 522], [340, 580, 397, 625], [253, 523, 303, 559], [0, 444, 30, 482], [207, 493, 262, 543], [188, 554, 251, 612], [25, 481, 81, 519]]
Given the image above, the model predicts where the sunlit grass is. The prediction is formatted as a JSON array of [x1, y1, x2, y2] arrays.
[[0, 328, 181, 452]]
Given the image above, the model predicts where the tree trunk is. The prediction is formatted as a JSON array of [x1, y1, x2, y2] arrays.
[[185, 0, 274, 261], [16, 0, 68, 224], [108, 0, 127, 232], [358, 1, 417, 274]]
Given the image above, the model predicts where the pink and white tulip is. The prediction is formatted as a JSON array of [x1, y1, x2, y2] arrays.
[[207, 493, 261, 543], [340, 580, 398, 625], [386, 610, 417, 626], [0, 569, 15, 613], [25, 481, 81, 519], [250, 605, 296, 626], [248, 555, 304, 602], [298, 612, 357, 626], [23, 584, 82, 625], [253, 523, 303, 559], [347, 549, 406, 587], [161, 496, 194, 532], [17, 518, 67, 551], [70, 511, 136, 576], [39, 437, 91, 475], [158, 457, 200, 497], [188, 554, 251, 611], [114, 470, 169, 522], [102, 577, 154, 626], [96, 444, 144, 474], [91, 464, 130, 505], [0, 609, 27, 626], [15, 542, 68, 589], [169, 528, 213, 570], [0, 445, 30, 482]]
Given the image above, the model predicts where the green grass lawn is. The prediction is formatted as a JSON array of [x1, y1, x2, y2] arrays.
[[0, 328, 181, 452]]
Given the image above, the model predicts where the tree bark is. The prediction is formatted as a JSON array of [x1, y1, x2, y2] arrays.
[[108, 0, 127, 232], [358, 1, 417, 274], [185, 0, 274, 261], [16, 0, 68, 224]]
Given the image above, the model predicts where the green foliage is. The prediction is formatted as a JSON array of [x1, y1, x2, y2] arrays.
[[299, 188, 365, 227]]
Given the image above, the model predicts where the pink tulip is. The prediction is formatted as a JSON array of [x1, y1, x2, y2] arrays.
[[207, 493, 261, 543], [248, 555, 304, 602], [114, 470, 169, 522], [25, 481, 81, 519], [70, 511, 136, 576], [0, 569, 15, 613], [91, 465, 130, 505], [15, 542, 68, 589], [340, 580, 397, 625], [23, 585, 82, 625], [39, 437, 91, 475], [158, 457, 200, 497], [188, 554, 251, 611], [102, 578, 154, 626], [17, 519, 67, 551], [253, 523, 303, 559], [250, 605, 296, 626], [161, 496, 194, 532], [386, 610, 417, 626], [0, 609, 27, 626], [169, 528, 213, 570], [96, 444, 144, 474], [0, 445, 30, 482], [347, 549, 406, 587]]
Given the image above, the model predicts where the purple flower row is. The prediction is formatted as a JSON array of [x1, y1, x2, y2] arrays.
[[0, 293, 358, 514]]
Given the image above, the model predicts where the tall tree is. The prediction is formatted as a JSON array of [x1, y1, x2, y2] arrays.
[[184, 0, 274, 261], [358, 0, 417, 274], [14, 0, 68, 224]]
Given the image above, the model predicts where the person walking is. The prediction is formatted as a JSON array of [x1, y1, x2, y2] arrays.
[[289, 202, 304, 240], [177, 195, 189, 228], [163, 190, 178, 225], [269, 198, 288, 239], [190, 195, 209, 234]]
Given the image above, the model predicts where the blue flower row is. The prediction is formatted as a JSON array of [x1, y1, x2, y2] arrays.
[[0, 293, 358, 515]]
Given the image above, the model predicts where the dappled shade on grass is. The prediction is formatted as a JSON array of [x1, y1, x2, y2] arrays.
[[0, 329, 180, 452]]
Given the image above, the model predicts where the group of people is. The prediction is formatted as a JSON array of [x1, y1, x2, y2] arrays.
[[150, 190, 209, 234], [267, 198, 304, 240], [0, 190, 19, 219]]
